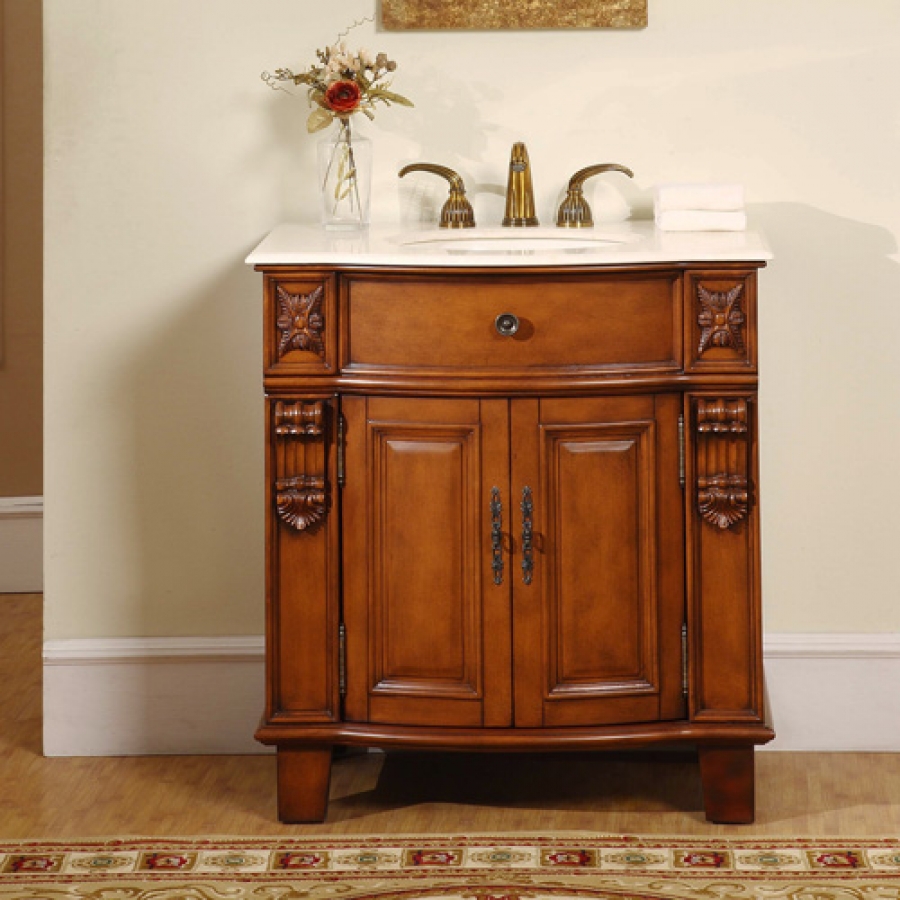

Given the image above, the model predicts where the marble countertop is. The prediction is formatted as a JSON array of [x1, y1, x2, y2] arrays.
[[246, 221, 773, 268]]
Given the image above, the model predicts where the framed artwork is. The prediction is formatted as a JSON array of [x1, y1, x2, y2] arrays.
[[381, 0, 647, 30]]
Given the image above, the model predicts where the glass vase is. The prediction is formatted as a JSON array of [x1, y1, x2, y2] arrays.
[[317, 118, 372, 230]]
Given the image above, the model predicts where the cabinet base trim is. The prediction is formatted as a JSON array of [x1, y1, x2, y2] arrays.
[[256, 720, 775, 751]]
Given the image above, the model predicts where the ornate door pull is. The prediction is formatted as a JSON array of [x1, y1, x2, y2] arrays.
[[490, 487, 504, 585], [521, 486, 534, 585]]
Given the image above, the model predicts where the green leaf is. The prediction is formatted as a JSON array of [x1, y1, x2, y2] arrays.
[[372, 88, 414, 107], [307, 107, 334, 133]]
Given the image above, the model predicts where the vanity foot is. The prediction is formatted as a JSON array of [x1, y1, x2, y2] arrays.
[[277, 746, 333, 823], [698, 745, 755, 823]]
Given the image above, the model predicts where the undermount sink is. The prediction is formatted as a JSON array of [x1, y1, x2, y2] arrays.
[[396, 228, 638, 255]]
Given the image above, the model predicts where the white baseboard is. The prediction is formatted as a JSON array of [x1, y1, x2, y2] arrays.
[[41, 632, 900, 756], [43, 636, 270, 756], [0, 496, 43, 592], [763, 633, 900, 751]]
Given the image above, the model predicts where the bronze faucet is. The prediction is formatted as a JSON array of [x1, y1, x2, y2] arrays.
[[398, 163, 476, 228], [556, 163, 634, 227], [502, 142, 539, 227], [398, 144, 634, 229]]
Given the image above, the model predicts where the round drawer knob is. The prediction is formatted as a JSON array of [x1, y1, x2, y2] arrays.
[[495, 313, 520, 337]]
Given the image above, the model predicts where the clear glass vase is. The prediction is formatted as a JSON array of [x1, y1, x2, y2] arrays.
[[317, 118, 372, 230]]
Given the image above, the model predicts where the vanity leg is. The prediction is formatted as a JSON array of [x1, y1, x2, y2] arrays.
[[277, 745, 333, 823], [698, 745, 755, 824]]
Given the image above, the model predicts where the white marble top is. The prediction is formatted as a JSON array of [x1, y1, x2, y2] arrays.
[[246, 221, 773, 268]]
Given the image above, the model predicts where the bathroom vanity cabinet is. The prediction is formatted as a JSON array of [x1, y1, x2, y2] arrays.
[[249, 225, 773, 824]]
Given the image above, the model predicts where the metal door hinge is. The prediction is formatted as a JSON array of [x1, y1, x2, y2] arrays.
[[681, 622, 689, 699], [338, 623, 347, 698], [336, 409, 346, 488], [678, 413, 686, 489]]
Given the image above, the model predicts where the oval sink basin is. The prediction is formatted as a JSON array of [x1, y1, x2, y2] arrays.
[[397, 229, 637, 255]]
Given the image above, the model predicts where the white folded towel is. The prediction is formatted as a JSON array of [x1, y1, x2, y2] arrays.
[[655, 210, 748, 232], [655, 183, 745, 213]]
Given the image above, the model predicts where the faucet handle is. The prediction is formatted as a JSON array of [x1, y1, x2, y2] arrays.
[[398, 163, 476, 229], [556, 163, 634, 228]]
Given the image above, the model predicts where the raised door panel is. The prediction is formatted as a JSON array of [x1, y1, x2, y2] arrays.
[[342, 397, 512, 728], [511, 395, 685, 728]]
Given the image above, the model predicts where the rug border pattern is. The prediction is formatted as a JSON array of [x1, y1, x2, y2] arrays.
[[2, 835, 900, 884]]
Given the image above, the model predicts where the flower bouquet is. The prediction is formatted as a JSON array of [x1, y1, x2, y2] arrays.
[[266, 43, 413, 229]]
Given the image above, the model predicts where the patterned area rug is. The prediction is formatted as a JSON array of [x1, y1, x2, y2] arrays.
[[2, 835, 900, 900]]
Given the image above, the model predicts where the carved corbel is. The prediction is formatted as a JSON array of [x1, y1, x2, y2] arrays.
[[275, 475, 327, 531], [695, 398, 751, 530], [273, 400, 328, 532], [274, 400, 325, 437]]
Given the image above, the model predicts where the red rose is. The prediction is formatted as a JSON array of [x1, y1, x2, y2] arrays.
[[324, 80, 361, 114]]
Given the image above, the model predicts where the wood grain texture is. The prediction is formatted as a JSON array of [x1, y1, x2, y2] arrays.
[[381, 0, 647, 30], [686, 394, 762, 723], [513, 396, 683, 729], [259, 260, 768, 822], [263, 395, 340, 722], [346, 274, 680, 375], [277, 746, 333, 823], [698, 745, 755, 824]]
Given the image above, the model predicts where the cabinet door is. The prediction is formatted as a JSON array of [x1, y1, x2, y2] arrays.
[[510, 396, 686, 727], [342, 397, 512, 728]]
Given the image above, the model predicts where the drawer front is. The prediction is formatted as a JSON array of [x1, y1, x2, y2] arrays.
[[265, 274, 337, 375], [345, 275, 682, 374]]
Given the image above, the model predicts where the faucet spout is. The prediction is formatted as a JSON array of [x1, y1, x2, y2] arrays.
[[502, 142, 539, 227]]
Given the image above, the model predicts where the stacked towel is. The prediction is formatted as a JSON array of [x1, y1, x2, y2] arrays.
[[654, 183, 747, 232]]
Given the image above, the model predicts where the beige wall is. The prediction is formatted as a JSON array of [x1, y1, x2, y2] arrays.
[[0, 0, 42, 497], [44, 0, 900, 639]]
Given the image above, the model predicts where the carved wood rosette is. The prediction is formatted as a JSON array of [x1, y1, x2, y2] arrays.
[[273, 399, 328, 532], [275, 284, 325, 359], [695, 398, 751, 530], [697, 284, 746, 356]]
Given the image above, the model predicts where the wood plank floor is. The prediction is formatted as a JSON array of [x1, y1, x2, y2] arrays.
[[3, 593, 900, 837]]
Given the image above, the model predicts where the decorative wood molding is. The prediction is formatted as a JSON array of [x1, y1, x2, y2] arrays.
[[274, 400, 325, 437], [696, 398, 749, 435], [273, 400, 329, 532], [697, 284, 746, 356], [695, 398, 751, 530], [275, 475, 327, 532], [275, 284, 325, 359]]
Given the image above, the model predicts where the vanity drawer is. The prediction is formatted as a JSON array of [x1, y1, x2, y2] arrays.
[[344, 274, 682, 374]]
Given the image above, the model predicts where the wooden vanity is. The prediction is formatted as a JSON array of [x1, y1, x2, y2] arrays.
[[249, 224, 773, 823]]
